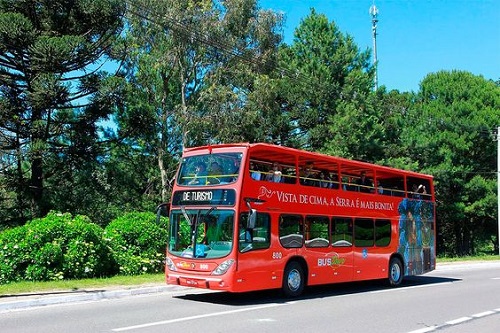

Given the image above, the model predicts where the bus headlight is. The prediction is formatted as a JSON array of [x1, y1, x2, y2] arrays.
[[212, 259, 235, 276], [166, 256, 176, 271]]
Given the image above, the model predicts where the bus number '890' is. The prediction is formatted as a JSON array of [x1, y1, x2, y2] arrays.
[[272, 252, 282, 259]]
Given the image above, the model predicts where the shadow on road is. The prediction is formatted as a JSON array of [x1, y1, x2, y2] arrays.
[[176, 275, 460, 306]]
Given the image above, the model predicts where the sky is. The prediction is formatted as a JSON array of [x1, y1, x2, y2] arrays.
[[259, 0, 500, 92]]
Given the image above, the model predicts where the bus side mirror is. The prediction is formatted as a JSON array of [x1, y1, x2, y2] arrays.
[[247, 209, 257, 229], [156, 203, 170, 225]]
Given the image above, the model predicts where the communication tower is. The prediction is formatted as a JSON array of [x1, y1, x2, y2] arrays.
[[369, 2, 379, 90]]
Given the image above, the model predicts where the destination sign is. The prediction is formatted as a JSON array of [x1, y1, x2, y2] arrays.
[[172, 189, 236, 206]]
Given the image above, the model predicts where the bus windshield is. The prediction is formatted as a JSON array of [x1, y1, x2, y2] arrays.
[[177, 153, 242, 186], [169, 208, 234, 259]]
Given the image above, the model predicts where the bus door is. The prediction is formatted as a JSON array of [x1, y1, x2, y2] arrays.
[[236, 212, 281, 291]]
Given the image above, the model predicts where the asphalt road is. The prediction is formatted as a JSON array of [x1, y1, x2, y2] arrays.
[[1, 261, 499, 333]]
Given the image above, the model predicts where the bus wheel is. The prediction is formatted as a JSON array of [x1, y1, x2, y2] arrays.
[[388, 257, 403, 287], [282, 261, 305, 297]]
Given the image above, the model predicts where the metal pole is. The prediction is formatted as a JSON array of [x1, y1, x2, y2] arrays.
[[497, 126, 500, 255], [369, 3, 378, 90]]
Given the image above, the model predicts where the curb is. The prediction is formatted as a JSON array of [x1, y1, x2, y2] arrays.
[[0, 285, 183, 312]]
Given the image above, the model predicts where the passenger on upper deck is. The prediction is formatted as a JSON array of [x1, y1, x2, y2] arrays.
[[208, 161, 223, 184], [412, 184, 427, 199], [249, 161, 261, 180], [356, 172, 373, 193], [319, 170, 331, 188], [189, 162, 208, 185], [209, 162, 223, 175], [300, 161, 317, 186], [266, 162, 282, 183]]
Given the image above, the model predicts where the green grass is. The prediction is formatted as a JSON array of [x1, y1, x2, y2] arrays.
[[437, 254, 500, 262], [0, 273, 165, 296]]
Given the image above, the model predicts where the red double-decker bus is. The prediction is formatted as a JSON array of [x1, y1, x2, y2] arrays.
[[159, 143, 435, 297]]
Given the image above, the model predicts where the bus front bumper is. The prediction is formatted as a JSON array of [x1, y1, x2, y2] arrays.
[[167, 273, 231, 290]]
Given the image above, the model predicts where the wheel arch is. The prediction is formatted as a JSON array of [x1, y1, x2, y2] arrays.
[[389, 252, 405, 276], [285, 255, 309, 286]]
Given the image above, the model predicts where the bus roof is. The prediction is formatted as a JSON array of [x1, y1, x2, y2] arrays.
[[182, 142, 433, 180]]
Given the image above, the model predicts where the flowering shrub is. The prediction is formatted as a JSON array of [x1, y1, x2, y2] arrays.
[[0, 211, 116, 284], [0, 226, 29, 284], [104, 212, 167, 275]]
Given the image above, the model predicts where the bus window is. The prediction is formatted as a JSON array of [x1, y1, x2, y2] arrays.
[[375, 219, 391, 247], [331, 217, 353, 247], [177, 153, 242, 186], [304, 216, 329, 248], [354, 218, 374, 247], [279, 214, 303, 248], [239, 213, 271, 252], [169, 209, 234, 259]]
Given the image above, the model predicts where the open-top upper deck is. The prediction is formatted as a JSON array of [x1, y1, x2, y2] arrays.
[[178, 142, 434, 203]]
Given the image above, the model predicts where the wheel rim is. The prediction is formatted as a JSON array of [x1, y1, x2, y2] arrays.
[[391, 262, 401, 282], [287, 269, 301, 291]]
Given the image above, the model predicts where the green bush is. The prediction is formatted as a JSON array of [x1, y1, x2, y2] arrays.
[[104, 212, 167, 275], [0, 211, 116, 284], [0, 225, 29, 284]]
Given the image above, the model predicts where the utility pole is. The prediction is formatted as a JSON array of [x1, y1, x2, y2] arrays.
[[369, 2, 379, 90]]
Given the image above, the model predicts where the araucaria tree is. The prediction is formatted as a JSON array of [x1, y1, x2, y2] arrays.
[[0, 0, 124, 222]]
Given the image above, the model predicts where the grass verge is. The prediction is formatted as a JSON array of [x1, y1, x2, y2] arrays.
[[437, 254, 499, 263], [0, 273, 165, 296]]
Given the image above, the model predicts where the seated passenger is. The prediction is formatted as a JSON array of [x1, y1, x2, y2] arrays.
[[356, 172, 373, 193], [330, 174, 340, 189], [230, 159, 241, 181], [300, 161, 317, 186], [249, 162, 261, 180], [266, 162, 282, 182], [208, 161, 223, 184], [188, 162, 208, 185], [319, 170, 331, 188]]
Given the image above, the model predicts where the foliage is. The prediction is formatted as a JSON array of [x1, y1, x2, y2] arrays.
[[114, 0, 283, 202], [276, 9, 375, 151], [104, 212, 168, 275], [0, 0, 125, 223], [401, 71, 499, 255], [0, 211, 116, 284]]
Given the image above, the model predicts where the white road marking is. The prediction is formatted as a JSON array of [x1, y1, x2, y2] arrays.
[[407, 326, 438, 333], [406, 308, 500, 333], [112, 302, 287, 331], [472, 310, 495, 318], [445, 316, 472, 325]]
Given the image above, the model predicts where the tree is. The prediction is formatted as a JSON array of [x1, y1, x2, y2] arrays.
[[115, 0, 282, 201], [403, 71, 499, 255], [274, 9, 376, 152], [0, 0, 124, 223]]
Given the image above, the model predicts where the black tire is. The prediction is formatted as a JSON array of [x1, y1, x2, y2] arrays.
[[282, 261, 305, 297], [388, 257, 404, 287]]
